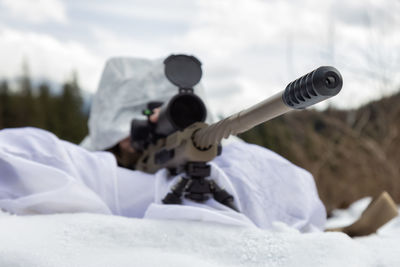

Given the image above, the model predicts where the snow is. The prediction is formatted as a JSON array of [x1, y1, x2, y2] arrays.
[[1, 200, 400, 267]]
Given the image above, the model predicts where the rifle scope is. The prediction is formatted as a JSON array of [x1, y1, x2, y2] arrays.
[[131, 54, 206, 151]]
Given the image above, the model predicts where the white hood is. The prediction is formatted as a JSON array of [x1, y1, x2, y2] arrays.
[[81, 57, 213, 151]]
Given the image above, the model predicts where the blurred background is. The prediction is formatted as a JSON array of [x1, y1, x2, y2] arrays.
[[1, 0, 399, 214]]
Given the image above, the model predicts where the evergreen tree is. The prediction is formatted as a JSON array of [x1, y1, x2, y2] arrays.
[[16, 60, 37, 126], [0, 81, 10, 128], [57, 71, 88, 143], [0, 66, 88, 144], [37, 83, 52, 129]]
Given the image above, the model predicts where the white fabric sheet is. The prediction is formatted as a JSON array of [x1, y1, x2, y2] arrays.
[[0, 127, 326, 232]]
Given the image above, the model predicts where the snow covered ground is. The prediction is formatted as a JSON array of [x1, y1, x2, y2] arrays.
[[0, 198, 399, 267]]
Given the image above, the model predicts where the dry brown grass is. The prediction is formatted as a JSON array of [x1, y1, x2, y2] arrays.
[[240, 92, 400, 214]]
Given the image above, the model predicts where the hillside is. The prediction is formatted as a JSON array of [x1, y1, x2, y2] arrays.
[[240, 91, 400, 214]]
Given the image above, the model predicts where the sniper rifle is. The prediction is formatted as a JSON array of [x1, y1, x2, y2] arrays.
[[130, 54, 343, 211]]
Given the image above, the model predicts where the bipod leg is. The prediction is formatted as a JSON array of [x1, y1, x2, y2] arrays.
[[162, 177, 189, 205], [210, 180, 239, 212]]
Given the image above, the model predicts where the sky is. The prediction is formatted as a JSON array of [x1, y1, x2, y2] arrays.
[[0, 0, 400, 115]]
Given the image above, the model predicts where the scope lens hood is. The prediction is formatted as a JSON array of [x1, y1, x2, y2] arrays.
[[164, 54, 202, 89]]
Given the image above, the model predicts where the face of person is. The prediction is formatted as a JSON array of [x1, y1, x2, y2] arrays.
[[114, 108, 160, 169], [114, 136, 140, 169]]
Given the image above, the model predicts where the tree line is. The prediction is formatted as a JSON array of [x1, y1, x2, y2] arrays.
[[0, 65, 88, 144]]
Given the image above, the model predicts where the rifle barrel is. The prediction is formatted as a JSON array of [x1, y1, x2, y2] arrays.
[[193, 66, 343, 149]]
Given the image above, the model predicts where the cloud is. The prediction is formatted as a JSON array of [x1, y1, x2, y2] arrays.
[[0, 0, 67, 24], [167, 0, 326, 113], [1, 0, 400, 116], [88, 27, 171, 59], [0, 26, 102, 92], [75, 0, 197, 23], [170, 0, 400, 114]]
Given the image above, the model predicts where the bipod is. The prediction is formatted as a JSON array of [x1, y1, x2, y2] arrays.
[[162, 162, 238, 212]]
